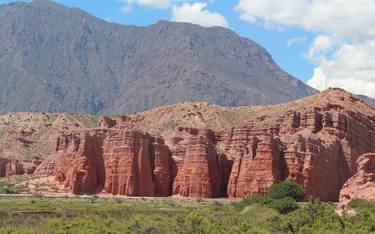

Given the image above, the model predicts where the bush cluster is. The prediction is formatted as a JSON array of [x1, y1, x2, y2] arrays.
[[0, 185, 373, 234], [235, 181, 304, 214]]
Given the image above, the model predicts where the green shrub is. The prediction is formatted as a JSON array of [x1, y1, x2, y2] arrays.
[[267, 181, 305, 201], [234, 195, 269, 211], [184, 212, 210, 234], [235, 195, 298, 214], [267, 197, 299, 214], [348, 199, 375, 211], [0, 181, 19, 194]]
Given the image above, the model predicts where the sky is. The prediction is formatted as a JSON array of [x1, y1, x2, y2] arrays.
[[1, 0, 374, 98]]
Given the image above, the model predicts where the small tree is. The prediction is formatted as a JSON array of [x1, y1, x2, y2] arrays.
[[268, 197, 299, 214], [267, 181, 305, 201]]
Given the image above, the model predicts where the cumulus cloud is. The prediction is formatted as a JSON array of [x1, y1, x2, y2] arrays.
[[308, 41, 375, 97], [235, 0, 375, 97], [172, 2, 229, 28], [118, 0, 228, 29], [235, 0, 375, 40], [305, 35, 332, 62]]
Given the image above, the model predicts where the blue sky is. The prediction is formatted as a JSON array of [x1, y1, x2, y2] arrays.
[[1, 0, 374, 97]]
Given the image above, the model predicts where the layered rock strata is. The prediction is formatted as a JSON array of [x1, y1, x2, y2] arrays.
[[338, 153, 375, 210], [55, 129, 174, 196], [171, 129, 229, 198], [1, 89, 373, 201], [52, 98, 375, 200], [0, 158, 41, 177]]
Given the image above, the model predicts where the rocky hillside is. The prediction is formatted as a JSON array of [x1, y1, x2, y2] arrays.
[[0, 0, 316, 115], [0, 112, 99, 161], [0, 88, 374, 202]]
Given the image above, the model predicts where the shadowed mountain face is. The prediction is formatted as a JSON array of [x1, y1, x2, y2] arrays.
[[358, 95, 375, 107], [0, 0, 316, 114]]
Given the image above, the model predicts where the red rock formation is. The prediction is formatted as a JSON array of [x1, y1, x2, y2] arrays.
[[172, 129, 224, 198], [102, 130, 156, 196], [52, 101, 375, 200], [45, 89, 375, 199], [100, 116, 117, 128], [0, 158, 41, 177], [0, 157, 9, 177], [55, 129, 173, 196], [338, 153, 375, 210], [55, 130, 105, 194], [227, 135, 283, 198], [218, 97, 375, 200], [152, 138, 172, 196], [33, 159, 57, 176]]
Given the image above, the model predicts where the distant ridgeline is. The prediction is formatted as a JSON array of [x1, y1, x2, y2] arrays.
[[0, 0, 317, 115]]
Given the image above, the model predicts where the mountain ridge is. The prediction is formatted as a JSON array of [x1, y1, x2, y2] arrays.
[[0, 0, 316, 114]]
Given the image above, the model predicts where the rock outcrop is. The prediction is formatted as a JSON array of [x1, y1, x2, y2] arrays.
[[226, 135, 284, 198], [171, 129, 229, 198], [338, 153, 375, 210], [55, 131, 106, 194], [55, 129, 174, 196], [0, 158, 41, 177], [50, 90, 375, 200], [1, 89, 374, 202]]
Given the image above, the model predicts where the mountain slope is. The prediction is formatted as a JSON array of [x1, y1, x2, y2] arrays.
[[358, 95, 375, 107], [0, 0, 316, 114]]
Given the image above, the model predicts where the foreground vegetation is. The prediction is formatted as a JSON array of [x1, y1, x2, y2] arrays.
[[0, 182, 374, 233]]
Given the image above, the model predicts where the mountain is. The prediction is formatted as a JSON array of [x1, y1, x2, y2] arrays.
[[0, 88, 374, 200], [0, 0, 316, 115], [358, 95, 375, 107]]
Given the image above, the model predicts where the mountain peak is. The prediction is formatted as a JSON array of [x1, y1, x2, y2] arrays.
[[30, 0, 60, 7], [32, 0, 52, 3], [0, 0, 316, 115]]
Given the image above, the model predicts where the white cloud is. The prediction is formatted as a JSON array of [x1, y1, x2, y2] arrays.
[[235, 0, 375, 40], [117, 0, 228, 28], [172, 2, 229, 28], [235, 0, 375, 97], [305, 35, 332, 62], [287, 36, 307, 47], [119, 0, 171, 12], [308, 40, 375, 97]]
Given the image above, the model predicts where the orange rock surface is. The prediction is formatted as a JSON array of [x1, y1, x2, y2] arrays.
[[338, 153, 375, 210], [0, 89, 374, 202]]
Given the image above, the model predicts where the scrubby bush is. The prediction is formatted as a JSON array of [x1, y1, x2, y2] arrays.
[[348, 198, 375, 211], [234, 195, 268, 211], [235, 181, 304, 214], [0, 181, 19, 194], [0, 195, 373, 233], [267, 197, 299, 214], [267, 181, 305, 201], [184, 212, 210, 234]]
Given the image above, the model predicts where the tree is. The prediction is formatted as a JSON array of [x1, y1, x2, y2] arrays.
[[267, 181, 305, 201]]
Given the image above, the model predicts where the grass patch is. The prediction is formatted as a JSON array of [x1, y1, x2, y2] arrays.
[[0, 196, 373, 233]]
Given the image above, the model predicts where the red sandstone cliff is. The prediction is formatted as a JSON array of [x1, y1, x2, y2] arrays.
[[55, 129, 173, 196], [338, 153, 375, 210], [171, 128, 229, 198], [0, 157, 41, 177], [1, 89, 374, 202]]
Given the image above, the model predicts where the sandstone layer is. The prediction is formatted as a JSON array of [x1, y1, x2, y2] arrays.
[[0, 89, 374, 202], [54, 129, 174, 196], [338, 153, 375, 210]]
